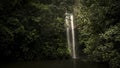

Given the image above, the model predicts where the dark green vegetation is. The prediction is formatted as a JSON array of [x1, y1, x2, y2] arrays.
[[75, 0, 120, 68], [0, 0, 74, 61], [0, 0, 120, 68]]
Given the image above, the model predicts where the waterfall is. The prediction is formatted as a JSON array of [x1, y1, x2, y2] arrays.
[[70, 14, 76, 59], [65, 13, 71, 55], [65, 12, 76, 59]]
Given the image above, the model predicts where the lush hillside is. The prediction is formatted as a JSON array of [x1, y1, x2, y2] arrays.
[[75, 0, 120, 68], [0, 0, 74, 61], [0, 0, 120, 68]]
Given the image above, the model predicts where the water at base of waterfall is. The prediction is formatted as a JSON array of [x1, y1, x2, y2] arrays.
[[0, 59, 109, 68]]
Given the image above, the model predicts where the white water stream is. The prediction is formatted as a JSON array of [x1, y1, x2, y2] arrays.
[[65, 12, 76, 59]]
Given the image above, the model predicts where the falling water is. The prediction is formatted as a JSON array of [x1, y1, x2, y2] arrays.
[[70, 14, 76, 59], [65, 12, 71, 55], [65, 12, 76, 59]]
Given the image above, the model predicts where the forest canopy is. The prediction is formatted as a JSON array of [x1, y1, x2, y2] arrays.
[[75, 0, 120, 68], [0, 0, 120, 68], [0, 0, 74, 61]]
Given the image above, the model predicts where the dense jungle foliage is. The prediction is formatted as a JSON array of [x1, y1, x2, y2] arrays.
[[0, 0, 120, 68], [75, 0, 120, 68], [0, 0, 74, 61]]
